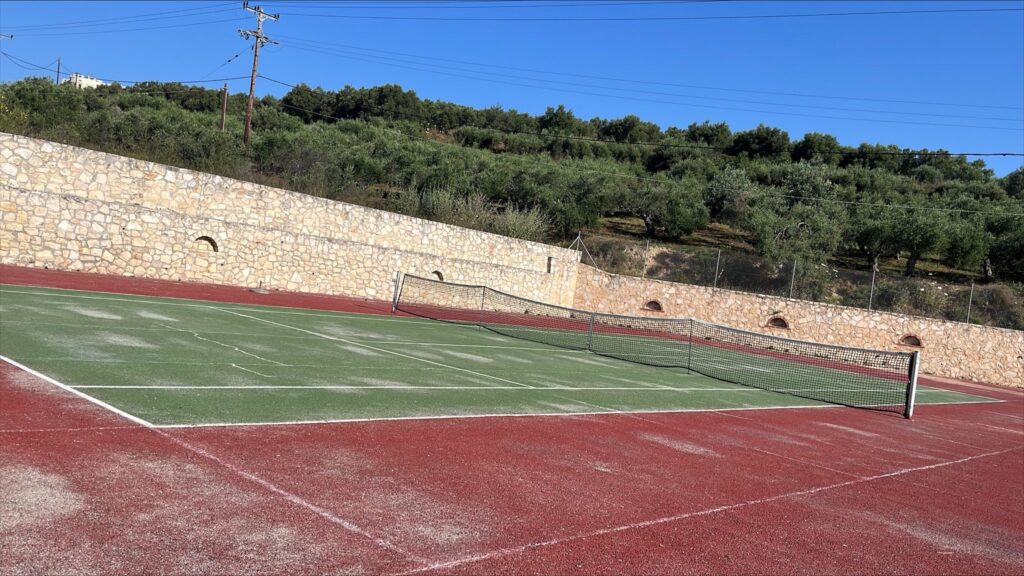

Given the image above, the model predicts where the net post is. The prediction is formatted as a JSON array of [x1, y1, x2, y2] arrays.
[[390, 272, 404, 313], [686, 318, 694, 374], [904, 351, 920, 419], [586, 312, 594, 351], [478, 287, 487, 329]]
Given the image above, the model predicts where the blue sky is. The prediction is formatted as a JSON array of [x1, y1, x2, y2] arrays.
[[1, 0, 1022, 175]]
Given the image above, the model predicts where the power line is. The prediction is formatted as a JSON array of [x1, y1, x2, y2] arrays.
[[5, 17, 248, 38], [258, 73, 1023, 158], [280, 43, 1024, 132], [273, 34, 1022, 112], [198, 47, 254, 81], [1, 50, 249, 85], [275, 6, 1023, 22], [279, 37, 1021, 123], [256, 74, 1024, 217], [1, 4, 238, 32], [261, 0, 723, 9]]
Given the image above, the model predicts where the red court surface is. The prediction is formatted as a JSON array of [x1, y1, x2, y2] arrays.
[[2, 265, 1023, 575]]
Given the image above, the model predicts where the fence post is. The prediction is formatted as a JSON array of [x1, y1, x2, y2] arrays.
[[713, 249, 721, 290], [789, 260, 797, 299], [966, 281, 975, 324], [478, 287, 487, 329], [390, 272, 403, 313]]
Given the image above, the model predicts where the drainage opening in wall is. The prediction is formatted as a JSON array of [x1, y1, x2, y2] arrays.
[[432, 270, 444, 282], [767, 316, 790, 329], [195, 235, 219, 253], [899, 334, 923, 347], [644, 300, 664, 312]]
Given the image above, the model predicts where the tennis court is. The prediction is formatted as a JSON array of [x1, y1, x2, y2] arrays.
[[0, 282, 992, 427], [2, 267, 1022, 575]]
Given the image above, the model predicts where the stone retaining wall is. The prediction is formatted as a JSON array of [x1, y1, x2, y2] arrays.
[[573, 264, 1023, 387], [2, 132, 1020, 388], [0, 134, 579, 305]]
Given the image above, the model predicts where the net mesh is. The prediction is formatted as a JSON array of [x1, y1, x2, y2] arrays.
[[395, 274, 917, 415]]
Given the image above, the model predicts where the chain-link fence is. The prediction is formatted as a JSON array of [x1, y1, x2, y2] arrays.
[[581, 236, 1023, 331]]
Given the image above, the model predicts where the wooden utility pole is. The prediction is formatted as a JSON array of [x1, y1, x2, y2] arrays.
[[220, 83, 228, 131], [55, 57, 61, 84], [239, 0, 278, 146]]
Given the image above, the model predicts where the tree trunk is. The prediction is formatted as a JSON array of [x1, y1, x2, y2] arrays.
[[643, 214, 657, 238], [905, 253, 919, 277]]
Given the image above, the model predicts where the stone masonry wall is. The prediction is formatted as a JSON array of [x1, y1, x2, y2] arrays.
[[573, 264, 1024, 387], [0, 134, 579, 305], [2, 132, 1020, 388]]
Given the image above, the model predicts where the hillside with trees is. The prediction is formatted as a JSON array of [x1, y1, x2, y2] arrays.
[[1, 77, 1021, 328]]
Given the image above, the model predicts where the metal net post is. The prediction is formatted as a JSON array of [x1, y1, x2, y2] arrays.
[[904, 351, 920, 419]]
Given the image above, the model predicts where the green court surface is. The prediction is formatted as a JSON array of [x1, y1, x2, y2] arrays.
[[0, 284, 996, 426]]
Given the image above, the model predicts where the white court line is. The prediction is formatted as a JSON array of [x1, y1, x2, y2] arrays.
[[230, 364, 275, 378], [0, 286, 440, 325], [0, 319, 592, 353], [153, 426, 428, 565], [150, 398, 1005, 429], [151, 404, 851, 429], [0, 354, 424, 564], [976, 423, 1024, 435], [70, 385, 903, 392], [399, 446, 1023, 575], [160, 323, 289, 366], [4, 357, 452, 370], [0, 355, 155, 427], [0, 425, 142, 434], [212, 307, 537, 389]]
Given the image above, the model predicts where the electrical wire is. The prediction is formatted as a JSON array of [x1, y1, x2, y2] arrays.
[[275, 6, 1023, 22], [260, 0, 726, 9], [279, 37, 1021, 123], [257, 74, 1024, 217], [1, 51, 249, 86], [279, 43, 1023, 132], [1, 5, 239, 32], [6, 17, 248, 38], [273, 34, 1023, 112]]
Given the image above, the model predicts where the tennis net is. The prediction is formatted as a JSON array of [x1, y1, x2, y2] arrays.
[[394, 274, 920, 417]]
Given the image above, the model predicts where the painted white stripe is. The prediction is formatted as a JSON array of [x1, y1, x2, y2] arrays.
[[150, 398, 1005, 429], [153, 428, 427, 565], [0, 354, 422, 563], [212, 307, 537, 389], [230, 364, 275, 378], [5, 358, 451, 370], [0, 286, 441, 325], [160, 323, 289, 366], [976, 423, 1024, 435], [399, 447, 1023, 575], [150, 404, 849, 429], [1, 319, 590, 352], [0, 355, 154, 427], [0, 425, 142, 434], [70, 385, 904, 392]]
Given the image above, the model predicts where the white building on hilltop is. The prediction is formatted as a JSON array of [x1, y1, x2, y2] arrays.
[[61, 73, 106, 89]]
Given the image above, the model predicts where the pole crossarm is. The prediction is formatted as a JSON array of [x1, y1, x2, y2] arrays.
[[238, 1, 278, 146]]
